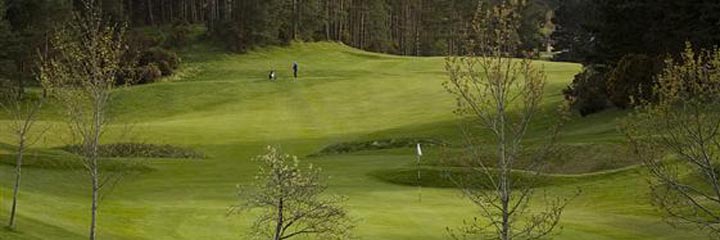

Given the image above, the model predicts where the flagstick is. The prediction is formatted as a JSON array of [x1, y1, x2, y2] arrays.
[[417, 153, 422, 203], [416, 143, 423, 203]]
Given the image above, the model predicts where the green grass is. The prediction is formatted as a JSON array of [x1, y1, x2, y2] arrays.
[[0, 42, 705, 239]]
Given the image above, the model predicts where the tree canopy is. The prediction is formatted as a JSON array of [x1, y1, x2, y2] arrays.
[[554, 0, 720, 115]]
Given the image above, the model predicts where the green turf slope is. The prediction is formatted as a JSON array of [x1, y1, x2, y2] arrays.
[[0, 42, 703, 239]]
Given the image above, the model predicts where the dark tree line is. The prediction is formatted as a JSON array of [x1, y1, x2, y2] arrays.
[[112, 0, 555, 55], [555, 0, 720, 65], [0, 0, 185, 97], [0, 0, 72, 98], [555, 0, 720, 115]]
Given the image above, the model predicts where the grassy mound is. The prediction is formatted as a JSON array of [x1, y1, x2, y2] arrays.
[[311, 138, 447, 156], [369, 165, 637, 189], [369, 167, 576, 189], [425, 143, 636, 175], [59, 143, 205, 159]]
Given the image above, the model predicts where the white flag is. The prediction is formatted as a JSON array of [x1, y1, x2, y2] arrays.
[[416, 143, 423, 156]]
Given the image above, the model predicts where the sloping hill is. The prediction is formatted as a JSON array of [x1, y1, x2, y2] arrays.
[[0, 42, 701, 239]]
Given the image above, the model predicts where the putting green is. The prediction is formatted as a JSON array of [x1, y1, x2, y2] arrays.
[[0, 42, 703, 239]]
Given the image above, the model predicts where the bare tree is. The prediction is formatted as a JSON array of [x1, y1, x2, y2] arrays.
[[442, 1, 574, 239], [39, 1, 128, 239], [0, 85, 46, 230], [230, 146, 354, 240], [622, 44, 720, 238]]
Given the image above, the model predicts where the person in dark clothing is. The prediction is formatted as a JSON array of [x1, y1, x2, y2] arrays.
[[292, 62, 298, 79], [268, 70, 276, 80]]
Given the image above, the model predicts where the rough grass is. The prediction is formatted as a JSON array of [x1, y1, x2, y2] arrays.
[[59, 143, 205, 159], [0, 42, 704, 239], [417, 143, 637, 174], [310, 138, 447, 156]]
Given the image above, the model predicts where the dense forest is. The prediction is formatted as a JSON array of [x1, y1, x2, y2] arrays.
[[555, 0, 720, 115], [0, 0, 557, 56], [109, 0, 556, 55]]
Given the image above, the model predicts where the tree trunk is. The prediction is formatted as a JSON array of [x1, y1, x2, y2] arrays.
[[499, 101, 510, 240], [8, 136, 25, 230], [225, 0, 232, 21], [206, 0, 214, 31], [16, 61, 24, 100], [160, 0, 166, 24], [89, 168, 98, 240], [338, 0, 344, 41], [89, 97, 103, 240], [89, 140, 99, 240], [414, 2, 420, 57], [360, 2, 365, 49], [127, 0, 134, 26], [293, 0, 298, 40], [273, 198, 284, 240], [89, 137, 99, 240], [325, 0, 330, 40], [215, 0, 220, 25], [147, 0, 155, 25], [191, 0, 197, 23]]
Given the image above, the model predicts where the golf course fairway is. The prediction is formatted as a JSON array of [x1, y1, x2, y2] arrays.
[[0, 42, 702, 239]]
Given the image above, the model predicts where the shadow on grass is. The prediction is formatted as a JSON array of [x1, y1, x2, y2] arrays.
[[0, 215, 86, 240], [0, 142, 206, 172], [0, 148, 153, 172], [369, 165, 639, 189], [425, 143, 638, 174]]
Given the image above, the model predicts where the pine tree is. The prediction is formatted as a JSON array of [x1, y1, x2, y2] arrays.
[[295, 0, 324, 41], [364, 0, 391, 52], [3, 0, 71, 98], [0, 0, 16, 89]]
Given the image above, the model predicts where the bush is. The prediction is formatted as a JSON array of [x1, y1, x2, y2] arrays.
[[606, 54, 662, 109], [136, 63, 162, 84], [140, 47, 179, 69], [156, 60, 174, 76], [122, 30, 183, 85], [115, 66, 138, 86], [140, 47, 179, 76], [563, 65, 612, 116]]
